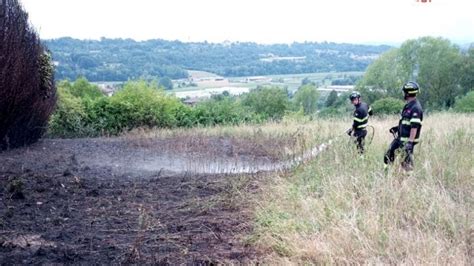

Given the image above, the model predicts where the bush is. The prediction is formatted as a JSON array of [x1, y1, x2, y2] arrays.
[[325, 90, 338, 107], [158, 77, 173, 90], [0, 0, 57, 149], [371, 97, 405, 115], [46, 79, 298, 137], [317, 107, 346, 118], [454, 91, 474, 112], [86, 81, 184, 134], [48, 80, 188, 137], [48, 87, 92, 137], [293, 84, 319, 115], [174, 104, 195, 127], [64, 77, 104, 100], [282, 106, 309, 123], [242, 86, 290, 120], [193, 97, 260, 126]]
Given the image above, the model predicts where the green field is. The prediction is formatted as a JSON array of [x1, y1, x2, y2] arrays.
[[187, 70, 221, 79], [171, 71, 364, 94]]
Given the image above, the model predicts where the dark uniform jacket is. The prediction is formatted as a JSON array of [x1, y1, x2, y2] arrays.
[[398, 99, 423, 143], [352, 102, 373, 131]]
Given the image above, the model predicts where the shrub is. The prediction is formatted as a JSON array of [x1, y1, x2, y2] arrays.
[[242, 86, 290, 120], [193, 97, 259, 126], [86, 81, 184, 134], [48, 87, 91, 137], [371, 97, 405, 115], [317, 107, 346, 118], [158, 77, 173, 90], [325, 89, 338, 107], [174, 104, 195, 127], [0, 0, 56, 149], [454, 91, 474, 112], [293, 84, 319, 115], [64, 77, 104, 100]]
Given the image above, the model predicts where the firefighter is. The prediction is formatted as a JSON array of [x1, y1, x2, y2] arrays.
[[384, 81, 423, 170], [347, 91, 373, 154]]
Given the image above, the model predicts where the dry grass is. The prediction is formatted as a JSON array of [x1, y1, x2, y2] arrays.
[[120, 112, 473, 263], [252, 112, 473, 264], [122, 118, 346, 160]]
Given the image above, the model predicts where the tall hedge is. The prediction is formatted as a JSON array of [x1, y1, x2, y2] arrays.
[[0, 0, 56, 149]]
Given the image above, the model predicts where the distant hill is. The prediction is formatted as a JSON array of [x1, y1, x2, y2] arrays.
[[44, 37, 392, 82]]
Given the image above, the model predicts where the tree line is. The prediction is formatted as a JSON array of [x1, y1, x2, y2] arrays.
[[44, 37, 391, 82], [356, 36, 473, 110], [46, 37, 474, 138]]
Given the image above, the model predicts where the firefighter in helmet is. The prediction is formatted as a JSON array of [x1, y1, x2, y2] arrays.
[[384, 81, 423, 170], [347, 91, 373, 154]]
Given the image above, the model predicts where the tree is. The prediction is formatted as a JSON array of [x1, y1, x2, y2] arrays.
[[301, 77, 314, 86], [358, 37, 463, 109], [0, 0, 57, 149], [460, 46, 474, 95], [66, 77, 104, 100], [293, 84, 319, 115], [409, 37, 462, 108], [325, 89, 338, 107], [159, 77, 174, 90], [357, 48, 404, 98], [242, 86, 290, 120]]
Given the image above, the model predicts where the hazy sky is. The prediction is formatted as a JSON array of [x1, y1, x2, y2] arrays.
[[19, 0, 474, 44]]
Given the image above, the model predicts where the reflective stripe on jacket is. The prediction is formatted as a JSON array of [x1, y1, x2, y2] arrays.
[[398, 99, 423, 143], [352, 102, 372, 130]]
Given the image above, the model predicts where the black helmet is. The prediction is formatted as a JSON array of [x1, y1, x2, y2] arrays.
[[349, 91, 361, 101], [402, 81, 420, 96]]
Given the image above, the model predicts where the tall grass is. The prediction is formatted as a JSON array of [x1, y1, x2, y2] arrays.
[[122, 117, 348, 160], [252, 112, 473, 264]]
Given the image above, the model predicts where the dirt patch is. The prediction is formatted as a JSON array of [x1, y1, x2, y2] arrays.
[[0, 137, 266, 264], [0, 138, 288, 176], [0, 172, 262, 264]]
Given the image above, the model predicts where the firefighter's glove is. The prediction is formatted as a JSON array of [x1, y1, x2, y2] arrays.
[[346, 128, 353, 136], [389, 126, 398, 134], [405, 141, 414, 154]]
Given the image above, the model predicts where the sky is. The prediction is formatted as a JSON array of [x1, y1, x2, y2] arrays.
[[19, 0, 474, 45]]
